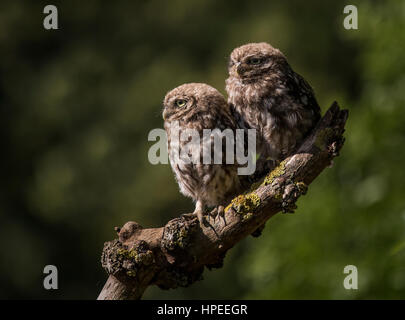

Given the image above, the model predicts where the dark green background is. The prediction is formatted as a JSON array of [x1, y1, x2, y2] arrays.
[[1, 0, 404, 299]]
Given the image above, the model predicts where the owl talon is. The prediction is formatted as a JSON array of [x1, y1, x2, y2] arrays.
[[208, 205, 225, 224], [217, 205, 225, 224], [193, 202, 210, 228], [198, 214, 210, 228], [180, 212, 210, 228]]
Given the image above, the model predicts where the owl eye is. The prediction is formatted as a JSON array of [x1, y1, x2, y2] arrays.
[[175, 99, 187, 107], [247, 57, 263, 65]]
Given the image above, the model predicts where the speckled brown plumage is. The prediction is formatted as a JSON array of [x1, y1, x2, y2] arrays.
[[226, 42, 321, 161], [163, 83, 242, 225]]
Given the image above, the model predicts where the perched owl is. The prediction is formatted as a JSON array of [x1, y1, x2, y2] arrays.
[[226, 42, 321, 162], [163, 83, 242, 226]]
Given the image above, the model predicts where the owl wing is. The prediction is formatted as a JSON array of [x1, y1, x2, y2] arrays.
[[286, 69, 321, 123]]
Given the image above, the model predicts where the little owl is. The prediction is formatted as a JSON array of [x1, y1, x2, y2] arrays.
[[163, 83, 242, 226], [226, 42, 321, 162]]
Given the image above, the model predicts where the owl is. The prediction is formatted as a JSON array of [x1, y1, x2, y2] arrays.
[[226, 42, 321, 162], [163, 83, 242, 226]]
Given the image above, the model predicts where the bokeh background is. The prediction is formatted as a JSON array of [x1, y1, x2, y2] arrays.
[[1, 0, 404, 299]]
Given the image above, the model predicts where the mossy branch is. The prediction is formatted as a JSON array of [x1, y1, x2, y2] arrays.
[[97, 101, 349, 300]]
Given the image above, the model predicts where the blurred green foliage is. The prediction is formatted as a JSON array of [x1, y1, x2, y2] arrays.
[[0, 0, 404, 299]]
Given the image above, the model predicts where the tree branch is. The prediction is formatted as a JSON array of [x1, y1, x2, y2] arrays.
[[97, 101, 349, 300]]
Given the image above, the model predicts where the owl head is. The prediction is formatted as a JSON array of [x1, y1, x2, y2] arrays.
[[163, 83, 227, 122], [228, 42, 286, 81]]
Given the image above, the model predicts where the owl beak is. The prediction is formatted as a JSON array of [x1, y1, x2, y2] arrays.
[[162, 109, 167, 120], [235, 63, 243, 77], [229, 63, 239, 77]]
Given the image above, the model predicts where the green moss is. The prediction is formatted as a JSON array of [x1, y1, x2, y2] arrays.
[[102, 240, 155, 278], [262, 159, 287, 186], [227, 192, 261, 219], [128, 249, 138, 260], [242, 212, 253, 221], [295, 181, 308, 194], [117, 248, 130, 259], [176, 228, 189, 249], [126, 270, 137, 277], [224, 202, 233, 214], [115, 245, 154, 277], [133, 250, 154, 265], [162, 220, 196, 251]]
